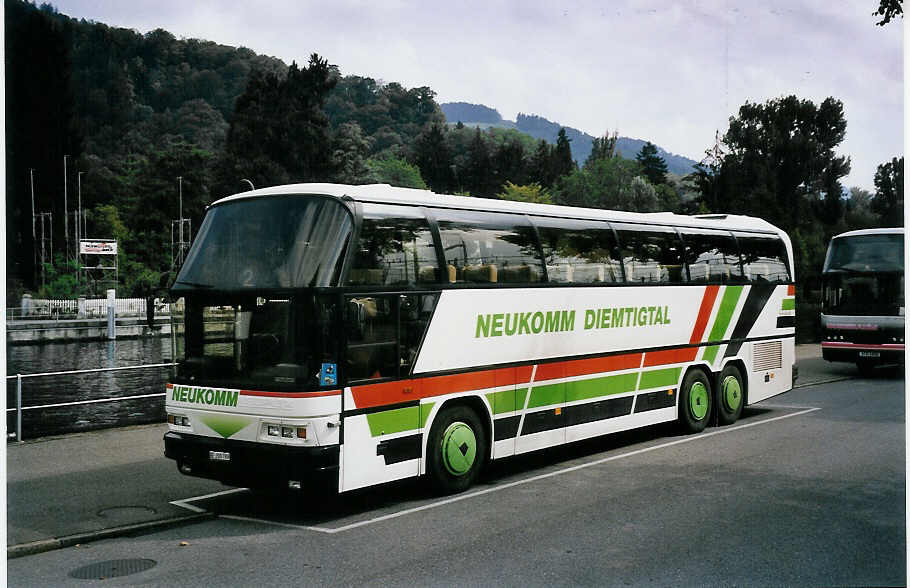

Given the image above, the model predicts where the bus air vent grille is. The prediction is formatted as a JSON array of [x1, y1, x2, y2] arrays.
[[752, 341, 782, 371]]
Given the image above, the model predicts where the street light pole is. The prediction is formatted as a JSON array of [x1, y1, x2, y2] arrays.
[[30, 168, 36, 285], [63, 155, 69, 259]]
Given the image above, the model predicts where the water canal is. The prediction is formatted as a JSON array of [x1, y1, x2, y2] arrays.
[[7, 337, 173, 439]]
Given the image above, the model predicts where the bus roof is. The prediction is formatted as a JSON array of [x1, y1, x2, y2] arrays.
[[212, 182, 786, 235], [831, 227, 905, 239]]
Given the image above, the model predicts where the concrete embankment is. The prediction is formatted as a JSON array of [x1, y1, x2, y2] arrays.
[[7, 317, 171, 344]]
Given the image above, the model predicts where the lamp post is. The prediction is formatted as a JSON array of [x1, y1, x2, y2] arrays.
[[30, 168, 36, 286], [63, 155, 69, 259]]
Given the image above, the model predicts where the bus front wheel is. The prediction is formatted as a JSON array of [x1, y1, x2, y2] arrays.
[[426, 405, 486, 494], [716, 364, 744, 426], [679, 369, 712, 433]]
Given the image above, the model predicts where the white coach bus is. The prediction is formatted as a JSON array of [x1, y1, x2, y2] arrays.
[[164, 183, 796, 494]]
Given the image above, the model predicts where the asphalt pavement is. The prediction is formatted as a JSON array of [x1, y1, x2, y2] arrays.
[[1, 344, 878, 558]]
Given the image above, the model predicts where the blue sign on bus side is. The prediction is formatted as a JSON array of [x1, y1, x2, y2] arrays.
[[319, 363, 337, 386]]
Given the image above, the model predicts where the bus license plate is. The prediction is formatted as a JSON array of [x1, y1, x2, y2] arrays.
[[858, 351, 880, 358], [209, 451, 231, 462]]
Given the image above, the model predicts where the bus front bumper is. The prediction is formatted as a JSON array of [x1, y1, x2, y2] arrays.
[[164, 431, 339, 490], [821, 342, 905, 365]]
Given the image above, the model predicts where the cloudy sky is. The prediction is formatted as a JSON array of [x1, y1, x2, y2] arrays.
[[50, 0, 902, 190]]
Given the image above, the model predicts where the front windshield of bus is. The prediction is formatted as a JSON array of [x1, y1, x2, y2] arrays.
[[174, 195, 353, 291], [822, 233, 905, 317], [171, 294, 340, 392]]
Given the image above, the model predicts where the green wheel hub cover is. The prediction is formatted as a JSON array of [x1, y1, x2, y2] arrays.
[[441, 421, 477, 476], [689, 381, 709, 421], [722, 375, 742, 412]]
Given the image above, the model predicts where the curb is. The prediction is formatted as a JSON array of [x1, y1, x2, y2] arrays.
[[7, 513, 215, 560], [794, 376, 853, 389]]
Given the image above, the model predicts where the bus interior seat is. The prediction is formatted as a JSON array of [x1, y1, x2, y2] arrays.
[[418, 266, 437, 283], [464, 264, 498, 283]]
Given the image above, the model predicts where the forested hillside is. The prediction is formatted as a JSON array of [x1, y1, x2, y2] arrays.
[[440, 103, 698, 175], [6, 0, 901, 341]]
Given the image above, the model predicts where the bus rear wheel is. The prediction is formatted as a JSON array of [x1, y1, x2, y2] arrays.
[[716, 364, 744, 426], [426, 405, 486, 494], [679, 369, 712, 433]]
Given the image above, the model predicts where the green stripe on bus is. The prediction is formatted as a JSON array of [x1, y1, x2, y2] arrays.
[[638, 367, 682, 390], [528, 373, 638, 409], [566, 373, 638, 402], [702, 345, 720, 365], [366, 406, 419, 437], [781, 298, 795, 311], [485, 389, 528, 414], [527, 382, 565, 409], [707, 286, 744, 342]]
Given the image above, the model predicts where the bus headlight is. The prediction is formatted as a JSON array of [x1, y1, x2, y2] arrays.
[[167, 414, 190, 427]]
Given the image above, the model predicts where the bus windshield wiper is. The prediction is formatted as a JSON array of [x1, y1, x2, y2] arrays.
[[174, 280, 214, 288]]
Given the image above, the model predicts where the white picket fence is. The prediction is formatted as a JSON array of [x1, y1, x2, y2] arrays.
[[8, 297, 169, 320]]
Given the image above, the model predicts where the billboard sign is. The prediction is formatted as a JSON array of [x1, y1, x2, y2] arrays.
[[79, 240, 118, 255]]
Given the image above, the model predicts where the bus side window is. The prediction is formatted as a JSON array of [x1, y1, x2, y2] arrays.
[[613, 224, 684, 284], [735, 233, 790, 283], [679, 229, 744, 284], [533, 217, 621, 284], [399, 293, 438, 374], [432, 208, 545, 285], [346, 204, 440, 286], [344, 295, 398, 381]]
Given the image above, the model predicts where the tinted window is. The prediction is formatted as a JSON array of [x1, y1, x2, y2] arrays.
[[679, 229, 743, 283], [824, 234, 903, 273], [175, 196, 352, 290], [534, 217, 622, 283], [434, 209, 544, 284], [613, 223, 685, 284], [347, 204, 439, 286], [735, 233, 790, 283]]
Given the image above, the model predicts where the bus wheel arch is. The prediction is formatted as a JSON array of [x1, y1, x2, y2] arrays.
[[423, 397, 491, 494], [678, 366, 713, 433], [716, 360, 746, 425]]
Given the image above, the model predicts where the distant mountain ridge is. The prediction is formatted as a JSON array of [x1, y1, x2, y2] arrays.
[[440, 102, 698, 176]]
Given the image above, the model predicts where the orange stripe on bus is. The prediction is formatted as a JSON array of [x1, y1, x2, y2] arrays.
[[351, 365, 533, 409], [690, 285, 720, 344], [643, 347, 697, 367], [240, 389, 341, 399], [536, 353, 641, 381]]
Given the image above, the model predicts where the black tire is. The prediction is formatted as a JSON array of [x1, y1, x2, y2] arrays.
[[678, 369, 712, 433], [856, 359, 877, 378], [716, 364, 745, 426], [426, 405, 486, 494]]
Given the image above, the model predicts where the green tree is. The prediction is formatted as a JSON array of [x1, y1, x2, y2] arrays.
[[412, 122, 455, 192], [871, 156, 904, 226], [844, 187, 879, 229], [554, 157, 648, 211], [586, 131, 618, 168], [529, 140, 555, 187], [692, 95, 850, 235], [332, 122, 373, 184], [366, 155, 428, 189], [635, 141, 669, 185], [875, 0, 903, 25], [218, 53, 337, 192], [552, 128, 576, 179], [463, 128, 495, 196], [497, 181, 553, 204]]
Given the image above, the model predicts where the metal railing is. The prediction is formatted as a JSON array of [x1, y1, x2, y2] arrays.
[[6, 362, 176, 442]]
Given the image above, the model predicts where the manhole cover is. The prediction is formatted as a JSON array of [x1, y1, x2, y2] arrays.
[[70, 559, 157, 580]]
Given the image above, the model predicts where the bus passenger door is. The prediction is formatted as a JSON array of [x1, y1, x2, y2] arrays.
[[339, 294, 433, 492]]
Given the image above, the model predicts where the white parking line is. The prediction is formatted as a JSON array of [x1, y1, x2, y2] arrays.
[[173, 406, 821, 534], [170, 488, 248, 512]]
